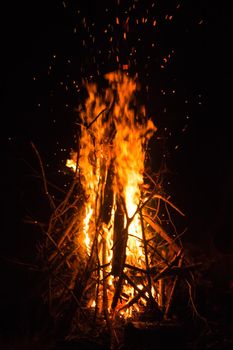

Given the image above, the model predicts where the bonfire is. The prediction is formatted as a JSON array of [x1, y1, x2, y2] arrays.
[[33, 71, 201, 348]]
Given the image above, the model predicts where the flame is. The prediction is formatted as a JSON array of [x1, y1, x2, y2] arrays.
[[66, 71, 156, 314], [105, 72, 155, 268]]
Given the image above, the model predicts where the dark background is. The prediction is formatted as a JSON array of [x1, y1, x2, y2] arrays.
[[0, 0, 232, 340]]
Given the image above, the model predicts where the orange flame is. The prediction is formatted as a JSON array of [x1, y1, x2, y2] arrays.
[[67, 71, 156, 313]]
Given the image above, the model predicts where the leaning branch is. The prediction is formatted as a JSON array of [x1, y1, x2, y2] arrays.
[[31, 142, 56, 210]]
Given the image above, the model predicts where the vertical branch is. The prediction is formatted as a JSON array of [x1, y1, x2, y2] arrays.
[[111, 198, 131, 310], [93, 233, 101, 325], [31, 142, 56, 210], [111, 196, 126, 277], [102, 231, 111, 329], [158, 279, 164, 309], [164, 255, 184, 319], [111, 274, 125, 310], [139, 209, 153, 301]]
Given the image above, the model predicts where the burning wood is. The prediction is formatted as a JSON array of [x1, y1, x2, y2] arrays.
[[34, 71, 199, 346]]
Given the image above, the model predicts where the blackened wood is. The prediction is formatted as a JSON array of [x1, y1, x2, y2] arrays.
[[111, 274, 124, 310], [101, 163, 114, 225], [111, 198, 126, 277]]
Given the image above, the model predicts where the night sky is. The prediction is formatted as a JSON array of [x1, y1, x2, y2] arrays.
[[0, 0, 232, 337]]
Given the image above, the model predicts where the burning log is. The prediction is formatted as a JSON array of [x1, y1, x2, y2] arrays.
[[100, 162, 114, 225], [111, 197, 126, 277]]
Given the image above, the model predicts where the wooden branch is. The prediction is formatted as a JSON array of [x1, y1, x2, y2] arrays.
[[55, 179, 79, 216], [111, 197, 127, 277], [39, 223, 72, 270], [144, 171, 157, 188], [146, 241, 169, 266], [86, 107, 108, 129], [122, 272, 149, 302], [138, 190, 185, 218], [22, 159, 66, 194], [143, 215, 181, 254], [47, 216, 79, 264], [124, 263, 147, 274], [163, 262, 203, 278], [111, 274, 124, 310], [57, 215, 79, 249], [140, 210, 153, 303], [100, 162, 114, 225], [31, 142, 56, 210], [185, 278, 209, 327], [164, 255, 184, 319], [152, 194, 185, 217], [102, 232, 111, 330], [151, 250, 183, 283], [118, 284, 150, 312]]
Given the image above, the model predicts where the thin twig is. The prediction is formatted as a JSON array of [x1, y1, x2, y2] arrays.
[[87, 107, 108, 129], [31, 142, 56, 210], [143, 214, 182, 254]]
